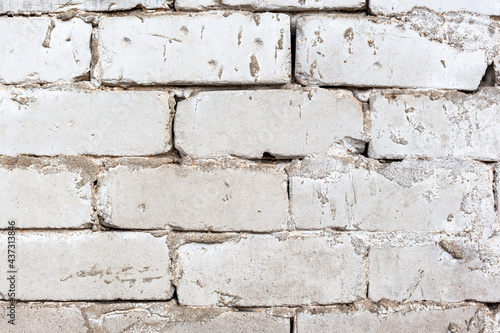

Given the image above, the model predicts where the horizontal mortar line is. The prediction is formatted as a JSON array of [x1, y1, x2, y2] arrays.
[[0, 9, 369, 17], [0, 83, 305, 90], [170, 9, 369, 14], [5, 81, 485, 95], [7, 78, 494, 93], [0, 155, 293, 165], [372, 157, 500, 165], [0, 300, 493, 309], [6, 300, 362, 308], [0, 300, 300, 310], [0, 152, 296, 162], [1, 154, 498, 165], [103, 227, 293, 234], [0, 153, 177, 159], [316, 84, 491, 94], [0, 228, 475, 236], [4, 228, 296, 235], [0, 9, 174, 18], [0, 298, 177, 303], [0, 228, 95, 232], [232, 300, 491, 308], [98, 82, 295, 89], [292, 229, 474, 236]]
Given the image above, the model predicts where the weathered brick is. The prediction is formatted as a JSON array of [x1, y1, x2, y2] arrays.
[[0, 0, 171, 13], [370, 0, 500, 16], [296, 305, 487, 333], [0, 301, 290, 332], [0, 157, 98, 229], [0, 18, 91, 84], [92, 303, 290, 332], [176, 0, 364, 11], [98, 161, 288, 232], [369, 89, 500, 161], [491, 307, 500, 333], [369, 238, 500, 302], [288, 156, 495, 232], [176, 233, 365, 306], [0, 87, 173, 156], [175, 88, 366, 159], [0, 232, 172, 300], [295, 15, 488, 90], [99, 13, 290, 85], [0, 303, 87, 333]]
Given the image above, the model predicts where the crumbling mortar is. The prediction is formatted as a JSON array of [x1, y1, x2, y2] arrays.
[[171, 7, 367, 14], [493, 166, 498, 213], [285, 173, 296, 231], [290, 16, 296, 84], [90, 21, 102, 87], [0, 6, 175, 18], [171, 94, 186, 159]]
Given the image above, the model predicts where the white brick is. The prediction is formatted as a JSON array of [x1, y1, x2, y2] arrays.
[[0, 303, 87, 333], [176, 0, 364, 11], [295, 15, 488, 90], [175, 89, 366, 159], [289, 156, 495, 232], [2, 302, 289, 332], [99, 13, 290, 85], [0, 232, 172, 300], [370, 0, 500, 16], [98, 162, 288, 232], [0, 0, 171, 13], [176, 233, 365, 306], [0, 18, 91, 84], [369, 89, 500, 161], [369, 239, 500, 302], [492, 308, 500, 333], [296, 305, 486, 333], [0, 157, 97, 229], [0, 87, 173, 156], [96, 305, 290, 332]]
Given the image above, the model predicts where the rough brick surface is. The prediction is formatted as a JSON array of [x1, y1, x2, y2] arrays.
[[0, 18, 91, 84], [0, 87, 173, 156], [369, 0, 500, 16], [0, 302, 291, 332], [93, 304, 290, 332], [491, 307, 500, 333], [295, 15, 488, 90], [0, 303, 87, 333], [175, 88, 366, 159], [0, 157, 97, 229], [176, 233, 365, 306], [3, 0, 500, 328], [369, 89, 500, 161], [0, 0, 171, 13], [296, 305, 487, 332], [288, 156, 495, 232], [98, 161, 288, 232], [99, 13, 291, 85], [176, 0, 364, 11], [0, 232, 172, 300], [369, 238, 500, 302]]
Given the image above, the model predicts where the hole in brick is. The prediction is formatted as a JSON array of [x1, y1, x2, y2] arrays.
[[262, 152, 276, 160], [479, 63, 495, 87]]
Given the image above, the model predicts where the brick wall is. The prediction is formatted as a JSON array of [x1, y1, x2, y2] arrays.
[[1, 1, 500, 332]]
